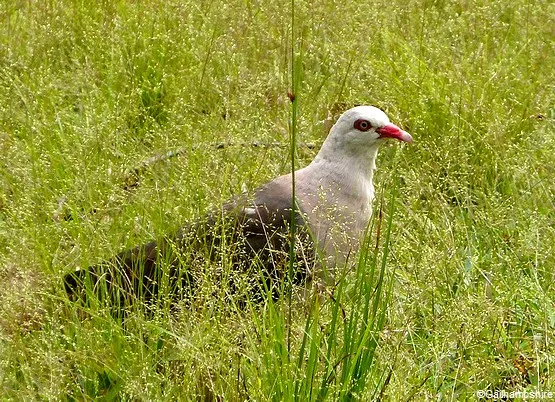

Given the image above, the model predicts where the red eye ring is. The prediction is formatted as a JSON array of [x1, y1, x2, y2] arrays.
[[354, 119, 372, 132]]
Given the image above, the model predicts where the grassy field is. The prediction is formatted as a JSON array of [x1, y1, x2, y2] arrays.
[[1, 0, 554, 400]]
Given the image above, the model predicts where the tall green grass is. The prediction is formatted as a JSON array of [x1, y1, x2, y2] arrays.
[[0, 0, 553, 399]]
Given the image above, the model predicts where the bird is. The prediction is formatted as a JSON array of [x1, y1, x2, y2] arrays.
[[64, 105, 412, 307]]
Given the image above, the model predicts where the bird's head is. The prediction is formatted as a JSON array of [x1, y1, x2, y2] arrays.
[[326, 106, 413, 154]]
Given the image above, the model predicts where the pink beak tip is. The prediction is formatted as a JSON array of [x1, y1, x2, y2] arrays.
[[377, 124, 414, 144], [401, 130, 414, 144]]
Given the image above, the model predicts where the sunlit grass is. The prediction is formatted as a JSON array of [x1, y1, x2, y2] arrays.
[[0, 0, 553, 399]]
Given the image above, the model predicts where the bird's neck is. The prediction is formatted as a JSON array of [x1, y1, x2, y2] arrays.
[[306, 144, 379, 200], [311, 144, 379, 180]]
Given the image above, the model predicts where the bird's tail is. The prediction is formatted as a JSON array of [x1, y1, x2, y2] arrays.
[[63, 234, 197, 313]]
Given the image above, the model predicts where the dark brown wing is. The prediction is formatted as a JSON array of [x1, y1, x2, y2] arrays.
[[63, 186, 314, 307]]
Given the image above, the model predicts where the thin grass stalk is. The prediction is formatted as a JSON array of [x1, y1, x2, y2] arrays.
[[287, 0, 301, 357], [354, 180, 399, 397]]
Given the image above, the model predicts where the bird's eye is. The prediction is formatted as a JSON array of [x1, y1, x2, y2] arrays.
[[354, 119, 372, 132]]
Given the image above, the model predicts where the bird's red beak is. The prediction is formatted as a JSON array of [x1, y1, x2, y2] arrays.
[[376, 124, 413, 143]]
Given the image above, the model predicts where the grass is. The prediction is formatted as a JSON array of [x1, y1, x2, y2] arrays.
[[0, 0, 554, 400]]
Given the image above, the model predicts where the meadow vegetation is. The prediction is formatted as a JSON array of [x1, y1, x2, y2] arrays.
[[0, 0, 554, 399]]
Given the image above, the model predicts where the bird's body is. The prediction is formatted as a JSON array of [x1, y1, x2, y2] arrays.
[[64, 106, 412, 305]]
